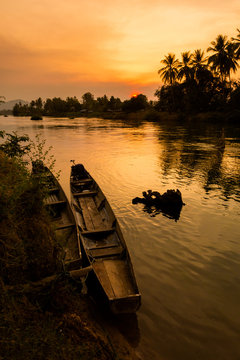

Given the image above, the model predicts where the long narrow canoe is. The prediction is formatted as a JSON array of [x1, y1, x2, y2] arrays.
[[32, 162, 82, 271], [70, 164, 141, 314]]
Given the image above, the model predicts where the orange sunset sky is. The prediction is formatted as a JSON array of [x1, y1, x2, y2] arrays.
[[1, 0, 239, 101]]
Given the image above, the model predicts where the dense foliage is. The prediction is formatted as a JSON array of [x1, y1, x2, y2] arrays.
[[13, 94, 123, 117], [156, 30, 240, 113], [0, 132, 61, 283], [12, 91, 152, 117], [0, 134, 115, 360]]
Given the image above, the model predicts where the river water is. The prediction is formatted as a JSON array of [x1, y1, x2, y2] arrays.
[[1, 115, 240, 360]]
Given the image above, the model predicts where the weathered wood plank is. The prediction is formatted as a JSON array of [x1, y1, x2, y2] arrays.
[[92, 261, 115, 298], [48, 187, 59, 192], [89, 246, 123, 258], [92, 260, 136, 298], [73, 191, 97, 197], [103, 260, 136, 298], [81, 228, 114, 235], [84, 197, 106, 229], [45, 200, 66, 206], [71, 179, 92, 184], [78, 197, 94, 230]]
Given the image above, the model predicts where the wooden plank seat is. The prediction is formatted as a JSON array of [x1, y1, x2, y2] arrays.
[[89, 246, 123, 258], [83, 228, 120, 252], [44, 193, 59, 203], [44, 200, 66, 206], [71, 179, 92, 185], [48, 187, 59, 192], [73, 191, 98, 197], [82, 228, 115, 235], [88, 242, 120, 250]]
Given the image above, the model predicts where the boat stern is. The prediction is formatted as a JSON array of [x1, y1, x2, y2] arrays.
[[109, 294, 141, 314]]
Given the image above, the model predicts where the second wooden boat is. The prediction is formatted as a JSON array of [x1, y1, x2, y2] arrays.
[[32, 162, 82, 271], [70, 163, 141, 314]]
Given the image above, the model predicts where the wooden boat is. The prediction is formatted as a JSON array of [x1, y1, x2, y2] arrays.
[[32, 162, 82, 271], [70, 163, 141, 314]]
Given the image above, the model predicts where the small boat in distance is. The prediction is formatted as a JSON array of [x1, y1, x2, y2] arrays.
[[31, 115, 43, 120], [70, 163, 141, 314], [32, 161, 81, 271]]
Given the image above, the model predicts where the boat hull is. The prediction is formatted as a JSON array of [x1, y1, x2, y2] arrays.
[[32, 162, 81, 271], [86, 263, 141, 314], [70, 164, 141, 313]]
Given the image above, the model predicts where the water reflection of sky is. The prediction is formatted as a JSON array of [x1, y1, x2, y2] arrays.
[[1, 116, 240, 360]]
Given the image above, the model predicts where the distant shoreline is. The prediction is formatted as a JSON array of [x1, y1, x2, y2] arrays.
[[2, 109, 240, 123]]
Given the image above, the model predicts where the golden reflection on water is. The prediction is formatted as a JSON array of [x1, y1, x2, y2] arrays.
[[1, 116, 240, 360]]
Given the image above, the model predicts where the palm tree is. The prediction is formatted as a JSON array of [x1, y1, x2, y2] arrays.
[[191, 49, 207, 70], [178, 51, 193, 82], [231, 28, 240, 59], [158, 53, 179, 86], [207, 35, 231, 82], [191, 49, 211, 84], [225, 42, 239, 82]]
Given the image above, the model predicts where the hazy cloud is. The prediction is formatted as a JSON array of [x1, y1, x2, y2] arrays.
[[0, 0, 239, 100]]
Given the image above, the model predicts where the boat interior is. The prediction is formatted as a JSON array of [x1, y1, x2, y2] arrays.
[[71, 169, 125, 259], [44, 178, 81, 270]]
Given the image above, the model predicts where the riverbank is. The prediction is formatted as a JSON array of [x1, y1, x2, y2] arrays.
[[0, 152, 140, 360], [6, 108, 240, 123], [79, 109, 240, 124]]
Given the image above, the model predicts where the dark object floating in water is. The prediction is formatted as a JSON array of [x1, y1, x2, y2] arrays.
[[132, 189, 185, 221], [31, 115, 43, 120]]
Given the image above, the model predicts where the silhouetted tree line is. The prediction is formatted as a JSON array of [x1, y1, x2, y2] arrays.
[[155, 30, 240, 113], [13, 93, 150, 117]]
